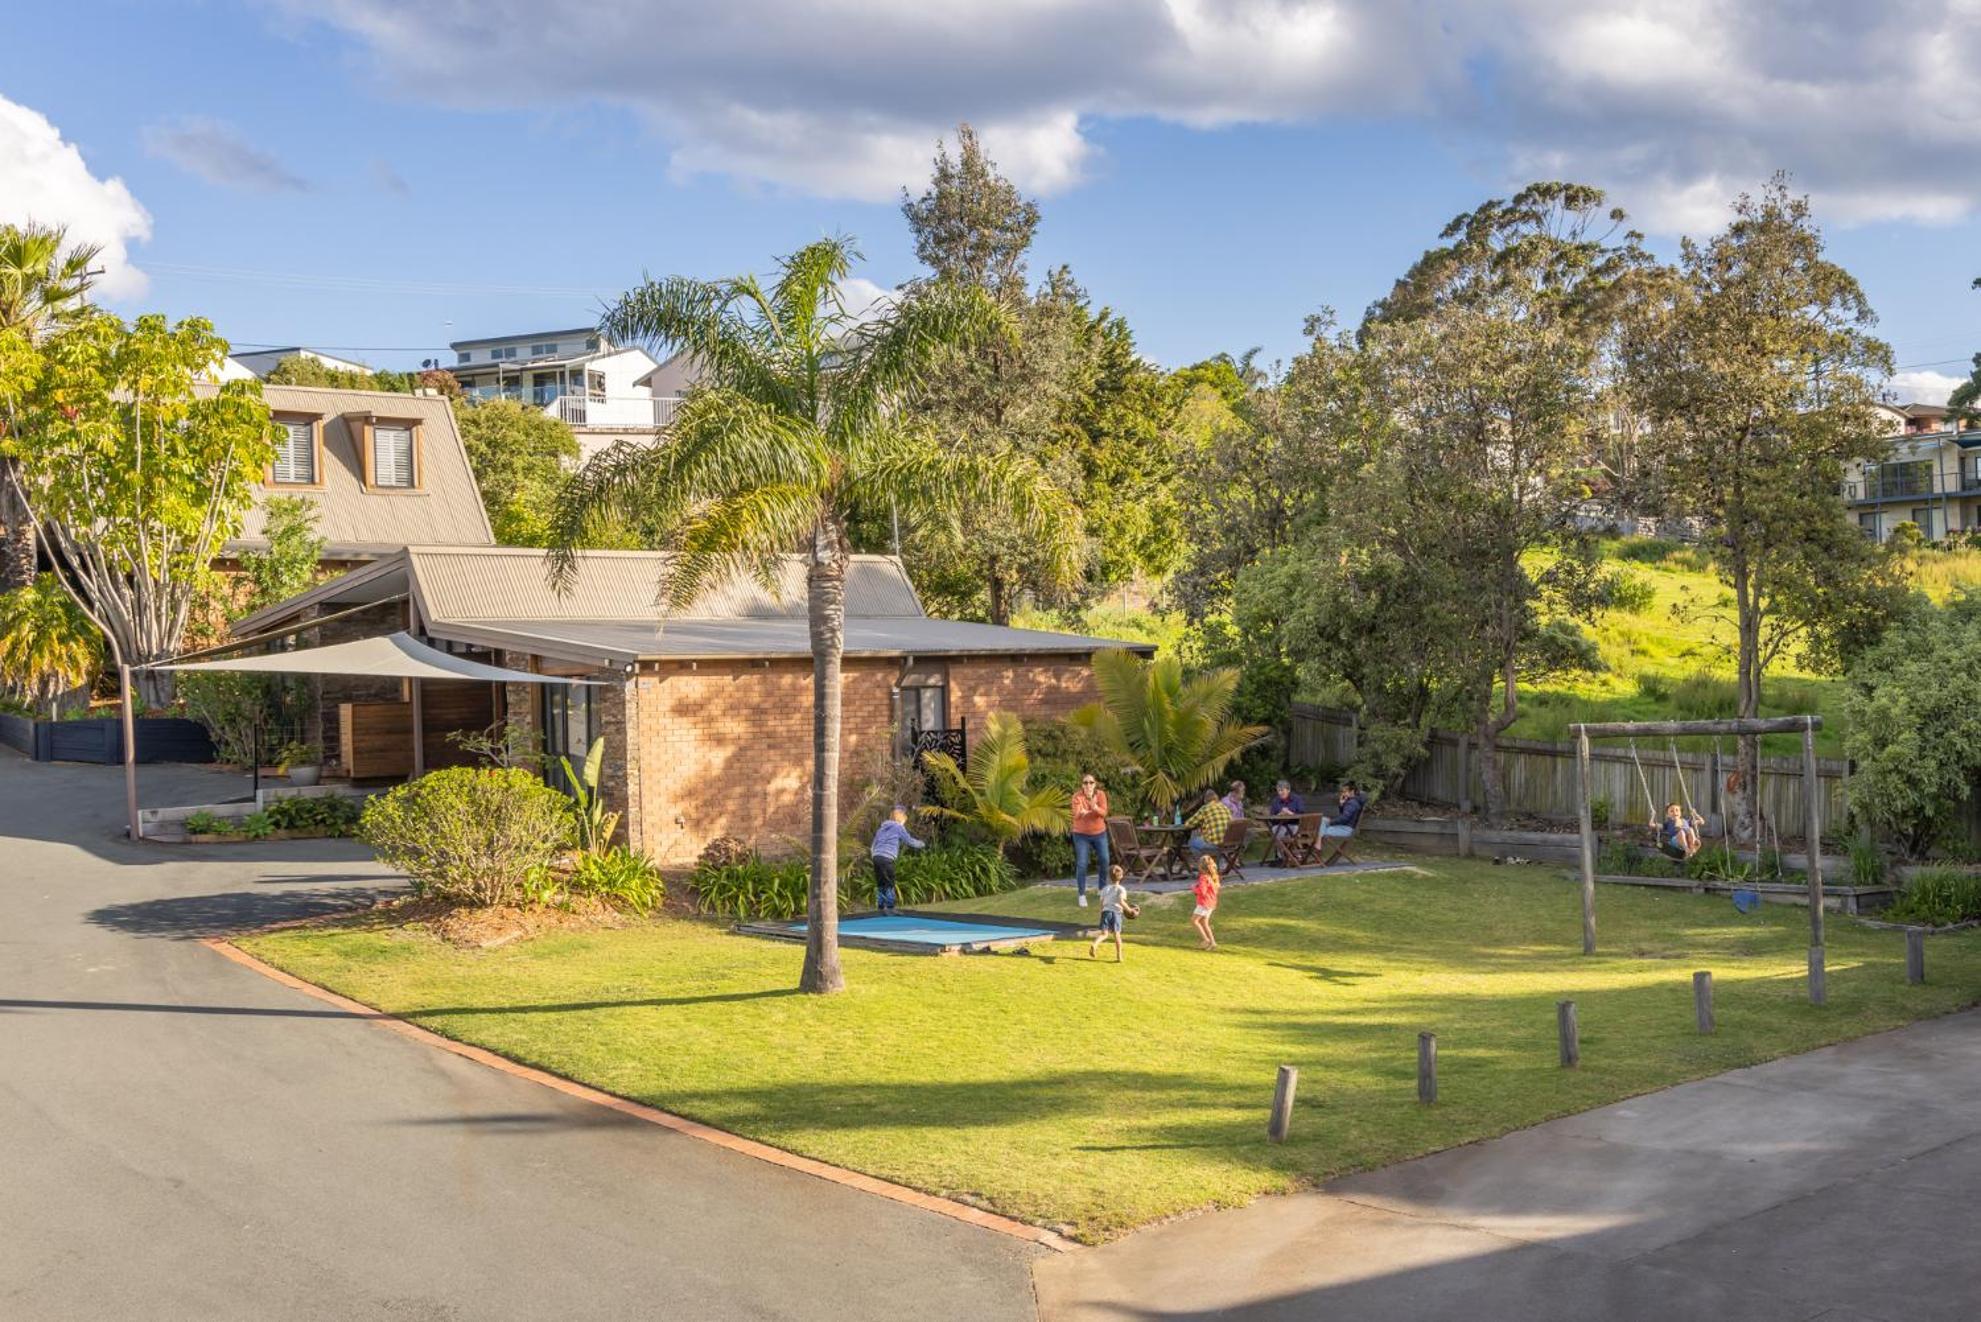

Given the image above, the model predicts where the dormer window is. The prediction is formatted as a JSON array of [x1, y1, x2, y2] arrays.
[[269, 415, 321, 486], [359, 416, 421, 490]]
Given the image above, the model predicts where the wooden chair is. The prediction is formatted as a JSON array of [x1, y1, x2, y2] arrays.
[[1107, 817, 1168, 884], [1318, 808, 1366, 866], [1215, 818, 1254, 882], [1277, 811, 1323, 867]]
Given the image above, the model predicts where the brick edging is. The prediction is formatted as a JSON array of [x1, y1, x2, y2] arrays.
[[199, 937, 1075, 1253]]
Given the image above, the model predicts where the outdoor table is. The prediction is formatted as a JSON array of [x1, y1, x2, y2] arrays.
[[1253, 812, 1300, 866], [1137, 822, 1194, 880]]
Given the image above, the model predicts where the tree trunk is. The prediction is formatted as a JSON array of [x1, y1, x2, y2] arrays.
[[1732, 559, 1760, 844], [1477, 655, 1519, 826], [800, 527, 849, 995], [0, 459, 35, 591], [987, 555, 1009, 627]]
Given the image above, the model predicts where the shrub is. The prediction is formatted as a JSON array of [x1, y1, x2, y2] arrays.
[[1669, 671, 1738, 722], [691, 857, 811, 920], [845, 841, 1016, 907], [1847, 836, 1886, 888], [696, 835, 756, 870], [1606, 572, 1658, 615], [1686, 843, 1753, 884], [179, 671, 310, 767], [236, 811, 274, 840], [360, 767, 575, 907], [184, 810, 227, 836], [1613, 536, 1680, 564], [1009, 831, 1075, 881], [264, 795, 362, 837], [1886, 867, 1981, 927], [1634, 672, 1672, 704], [1590, 796, 1611, 830], [567, 845, 665, 915], [275, 740, 320, 770]]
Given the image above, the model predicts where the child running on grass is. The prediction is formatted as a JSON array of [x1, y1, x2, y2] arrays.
[[1191, 855, 1221, 951], [1088, 865, 1140, 962], [869, 805, 925, 915]]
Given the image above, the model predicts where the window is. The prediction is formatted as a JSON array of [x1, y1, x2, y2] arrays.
[[1876, 459, 1933, 499], [1911, 507, 1939, 540], [490, 345, 516, 360], [370, 422, 416, 488], [543, 685, 598, 795], [587, 370, 606, 400], [270, 417, 317, 485], [1858, 512, 1879, 539], [456, 350, 472, 364], [530, 341, 557, 356]]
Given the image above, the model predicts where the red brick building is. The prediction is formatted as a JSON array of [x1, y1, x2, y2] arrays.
[[237, 546, 1147, 866]]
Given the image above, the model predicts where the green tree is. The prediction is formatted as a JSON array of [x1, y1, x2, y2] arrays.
[[241, 496, 327, 610], [0, 572, 99, 713], [456, 397, 580, 545], [7, 313, 276, 704], [1625, 178, 1900, 839], [0, 222, 101, 590], [1839, 594, 1981, 857], [901, 123, 1040, 298], [1070, 649, 1267, 815], [548, 237, 1076, 994], [263, 354, 415, 393], [920, 712, 1071, 855]]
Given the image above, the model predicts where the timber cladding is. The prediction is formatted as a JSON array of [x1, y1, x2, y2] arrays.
[[620, 654, 1100, 866]]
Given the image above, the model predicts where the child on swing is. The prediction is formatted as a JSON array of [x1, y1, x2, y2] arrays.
[[1654, 802, 1703, 861]]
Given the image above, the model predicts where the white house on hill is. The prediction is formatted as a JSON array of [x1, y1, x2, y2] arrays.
[[449, 328, 695, 462]]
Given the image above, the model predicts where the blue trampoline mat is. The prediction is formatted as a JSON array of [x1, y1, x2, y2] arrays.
[[794, 916, 1058, 945]]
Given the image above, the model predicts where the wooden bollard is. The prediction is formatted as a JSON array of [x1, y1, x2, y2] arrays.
[[1557, 1001, 1579, 1068], [1268, 1065, 1299, 1143], [1693, 971, 1715, 1034], [1907, 929, 1926, 985], [1808, 946, 1826, 1005], [1417, 1032, 1437, 1104]]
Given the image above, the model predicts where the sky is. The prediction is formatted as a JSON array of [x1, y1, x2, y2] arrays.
[[2, 0, 1978, 399]]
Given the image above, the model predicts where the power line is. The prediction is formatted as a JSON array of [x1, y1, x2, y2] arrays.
[[146, 261, 614, 299]]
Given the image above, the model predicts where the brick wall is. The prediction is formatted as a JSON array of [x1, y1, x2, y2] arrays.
[[620, 652, 1096, 866]]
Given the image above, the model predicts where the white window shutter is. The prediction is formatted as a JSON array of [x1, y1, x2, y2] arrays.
[[373, 424, 414, 487], [273, 419, 314, 483]]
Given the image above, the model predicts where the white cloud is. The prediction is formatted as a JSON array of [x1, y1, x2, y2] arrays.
[[1888, 369, 1968, 405], [836, 276, 898, 323], [0, 95, 151, 299], [143, 117, 309, 193], [281, 1, 1981, 235]]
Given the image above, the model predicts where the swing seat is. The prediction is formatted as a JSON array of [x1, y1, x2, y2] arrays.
[[1657, 839, 1690, 862], [1731, 888, 1762, 914]]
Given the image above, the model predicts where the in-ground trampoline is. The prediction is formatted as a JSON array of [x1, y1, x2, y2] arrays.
[[736, 910, 1094, 955]]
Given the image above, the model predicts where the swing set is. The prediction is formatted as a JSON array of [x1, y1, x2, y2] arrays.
[[1570, 715, 1831, 1005]]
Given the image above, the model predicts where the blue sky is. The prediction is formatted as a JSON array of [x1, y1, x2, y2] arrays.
[[4, 1, 1978, 397]]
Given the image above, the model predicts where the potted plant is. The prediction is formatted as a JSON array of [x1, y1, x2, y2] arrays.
[[277, 739, 323, 787]]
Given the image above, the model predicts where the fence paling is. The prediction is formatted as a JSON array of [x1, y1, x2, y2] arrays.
[[1288, 704, 1848, 838]]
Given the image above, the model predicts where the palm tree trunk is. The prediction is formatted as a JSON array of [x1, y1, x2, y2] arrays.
[[800, 527, 849, 995], [0, 459, 35, 592]]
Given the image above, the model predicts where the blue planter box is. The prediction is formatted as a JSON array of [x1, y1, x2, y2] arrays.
[[16, 715, 214, 765]]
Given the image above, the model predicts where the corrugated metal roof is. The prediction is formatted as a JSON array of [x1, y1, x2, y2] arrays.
[[229, 386, 494, 551], [408, 547, 925, 622], [428, 616, 1148, 665]]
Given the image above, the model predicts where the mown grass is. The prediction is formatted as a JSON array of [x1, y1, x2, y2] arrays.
[[1511, 538, 1981, 757], [240, 853, 1981, 1242]]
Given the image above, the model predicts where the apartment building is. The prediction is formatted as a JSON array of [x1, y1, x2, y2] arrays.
[[449, 328, 694, 461], [1843, 401, 1980, 542]]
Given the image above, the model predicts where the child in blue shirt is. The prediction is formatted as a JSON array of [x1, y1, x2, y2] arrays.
[[869, 806, 926, 914]]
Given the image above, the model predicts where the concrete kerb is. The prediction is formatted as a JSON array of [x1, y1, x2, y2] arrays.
[[198, 936, 1076, 1254]]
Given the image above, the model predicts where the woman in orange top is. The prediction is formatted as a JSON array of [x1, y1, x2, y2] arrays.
[[1069, 774, 1110, 908], [1191, 855, 1221, 951]]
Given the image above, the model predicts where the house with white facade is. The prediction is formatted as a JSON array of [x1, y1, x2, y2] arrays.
[[230, 346, 376, 379], [449, 328, 693, 462], [1843, 401, 1981, 543]]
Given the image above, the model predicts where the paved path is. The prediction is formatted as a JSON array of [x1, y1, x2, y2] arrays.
[[0, 754, 1040, 1321], [1037, 1008, 1981, 1320]]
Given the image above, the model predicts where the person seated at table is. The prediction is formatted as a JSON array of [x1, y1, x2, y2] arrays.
[[1221, 780, 1247, 818], [1265, 779, 1304, 861], [1317, 782, 1366, 866], [1185, 788, 1233, 861]]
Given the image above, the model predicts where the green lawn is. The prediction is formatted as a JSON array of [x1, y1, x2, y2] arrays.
[[241, 856, 1981, 1242]]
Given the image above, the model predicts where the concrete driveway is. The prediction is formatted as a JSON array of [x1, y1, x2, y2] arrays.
[[0, 753, 1041, 1321]]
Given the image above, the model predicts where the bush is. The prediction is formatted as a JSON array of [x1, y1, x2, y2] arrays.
[[691, 857, 811, 920], [1686, 843, 1753, 884], [1886, 867, 1981, 927], [847, 841, 1017, 907], [360, 767, 575, 907], [1606, 572, 1658, 615], [1634, 672, 1672, 703], [696, 835, 756, 870], [1022, 718, 1119, 796], [567, 845, 665, 915], [264, 795, 362, 837], [1613, 536, 1680, 564], [1670, 671, 1738, 722], [1847, 836, 1886, 888], [184, 810, 227, 836], [1009, 831, 1075, 881], [1590, 796, 1611, 830]]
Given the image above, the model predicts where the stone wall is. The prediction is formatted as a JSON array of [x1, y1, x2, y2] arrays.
[[619, 652, 1097, 866], [306, 598, 408, 768]]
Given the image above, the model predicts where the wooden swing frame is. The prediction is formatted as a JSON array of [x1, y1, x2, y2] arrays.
[[1570, 715, 1830, 1005]]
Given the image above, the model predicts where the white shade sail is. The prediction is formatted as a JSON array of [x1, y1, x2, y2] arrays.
[[153, 631, 601, 685]]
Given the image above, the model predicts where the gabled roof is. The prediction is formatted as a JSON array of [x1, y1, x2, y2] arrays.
[[225, 385, 494, 558], [450, 328, 601, 349], [233, 546, 1148, 667]]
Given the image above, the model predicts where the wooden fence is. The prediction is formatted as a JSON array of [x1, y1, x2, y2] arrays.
[[1288, 704, 1849, 840]]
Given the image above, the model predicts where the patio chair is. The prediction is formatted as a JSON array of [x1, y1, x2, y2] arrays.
[[1277, 811, 1323, 867], [1107, 818, 1168, 885], [1215, 817, 1253, 882], [1318, 808, 1367, 867]]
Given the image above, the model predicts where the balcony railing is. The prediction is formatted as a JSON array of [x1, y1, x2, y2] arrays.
[[551, 394, 682, 429], [1843, 472, 1981, 501]]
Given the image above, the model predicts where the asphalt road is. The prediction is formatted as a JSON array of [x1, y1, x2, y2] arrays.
[[0, 754, 1041, 1321]]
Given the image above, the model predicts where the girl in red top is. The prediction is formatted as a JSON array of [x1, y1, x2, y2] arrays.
[[1191, 855, 1221, 951]]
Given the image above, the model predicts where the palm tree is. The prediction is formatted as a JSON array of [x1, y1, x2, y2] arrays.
[[920, 713, 1070, 855], [1071, 650, 1269, 815], [549, 237, 1078, 993], [0, 223, 102, 590]]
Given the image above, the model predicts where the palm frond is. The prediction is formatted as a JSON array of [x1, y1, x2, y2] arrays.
[[664, 481, 821, 612], [829, 281, 1010, 439], [601, 274, 794, 411], [772, 237, 857, 350]]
